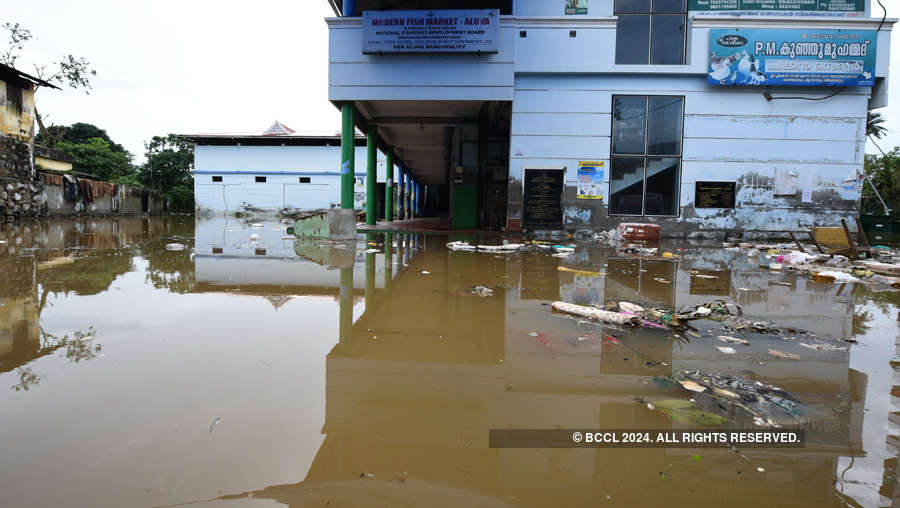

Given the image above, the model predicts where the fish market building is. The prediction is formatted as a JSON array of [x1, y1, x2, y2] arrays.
[[186, 122, 386, 214], [324, 0, 893, 237]]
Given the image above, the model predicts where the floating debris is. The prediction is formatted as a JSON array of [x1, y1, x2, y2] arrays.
[[165, 243, 186, 251], [715, 346, 736, 354], [768, 349, 800, 360], [680, 380, 707, 393], [716, 335, 749, 345], [468, 286, 494, 297], [551, 301, 642, 326]]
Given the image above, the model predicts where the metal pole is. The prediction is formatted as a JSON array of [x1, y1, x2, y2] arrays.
[[385, 151, 394, 222], [340, 103, 355, 210], [366, 125, 377, 225]]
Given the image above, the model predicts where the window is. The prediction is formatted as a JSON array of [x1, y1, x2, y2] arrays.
[[298, 177, 311, 183], [615, 0, 686, 65], [609, 95, 683, 216], [211, 175, 222, 182], [212, 247, 223, 254], [5, 83, 22, 113], [255, 176, 266, 183], [254, 248, 266, 256]]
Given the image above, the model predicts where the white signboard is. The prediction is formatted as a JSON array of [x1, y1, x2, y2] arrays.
[[362, 9, 499, 54]]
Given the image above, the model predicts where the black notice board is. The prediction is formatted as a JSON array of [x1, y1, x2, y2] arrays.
[[523, 169, 563, 229], [695, 181, 736, 209]]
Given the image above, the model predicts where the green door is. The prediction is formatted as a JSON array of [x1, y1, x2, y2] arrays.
[[452, 184, 478, 229]]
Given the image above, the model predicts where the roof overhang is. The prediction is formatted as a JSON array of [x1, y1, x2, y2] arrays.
[[0, 63, 60, 90]]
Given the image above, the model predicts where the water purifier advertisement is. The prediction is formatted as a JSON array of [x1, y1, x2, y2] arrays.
[[708, 29, 876, 87]]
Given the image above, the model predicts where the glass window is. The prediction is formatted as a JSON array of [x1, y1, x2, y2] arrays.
[[650, 15, 685, 65], [610, 157, 645, 215], [652, 0, 685, 13], [610, 96, 683, 217], [615, 15, 650, 65], [615, 1, 685, 64], [612, 96, 647, 155], [644, 157, 680, 215], [647, 96, 683, 155], [615, 0, 650, 12]]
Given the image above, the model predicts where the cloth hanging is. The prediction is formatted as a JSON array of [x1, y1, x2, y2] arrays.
[[62, 175, 81, 202], [44, 173, 63, 186], [78, 179, 94, 203]]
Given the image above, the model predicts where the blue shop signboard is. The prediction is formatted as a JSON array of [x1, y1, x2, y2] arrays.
[[708, 29, 876, 87]]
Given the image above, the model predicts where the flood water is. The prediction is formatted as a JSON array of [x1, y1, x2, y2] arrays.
[[1, 216, 898, 507]]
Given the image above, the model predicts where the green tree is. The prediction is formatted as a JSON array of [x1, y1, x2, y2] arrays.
[[36, 122, 127, 152], [867, 111, 887, 140], [141, 134, 194, 211], [57, 137, 134, 180], [861, 147, 900, 217]]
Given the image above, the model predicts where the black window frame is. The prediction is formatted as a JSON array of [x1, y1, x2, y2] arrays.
[[609, 94, 684, 218], [614, 0, 687, 65], [211, 175, 223, 182], [5, 82, 23, 114], [255, 176, 267, 183], [298, 177, 311, 184]]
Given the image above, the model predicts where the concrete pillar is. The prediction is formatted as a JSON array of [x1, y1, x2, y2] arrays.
[[385, 151, 394, 222], [340, 103, 354, 210], [366, 125, 377, 225]]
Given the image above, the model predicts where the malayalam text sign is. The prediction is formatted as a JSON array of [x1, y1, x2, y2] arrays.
[[362, 9, 499, 54], [708, 29, 876, 87]]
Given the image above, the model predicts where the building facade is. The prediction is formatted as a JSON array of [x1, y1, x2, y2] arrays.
[[185, 123, 387, 214], [326, 0, 894, 236]]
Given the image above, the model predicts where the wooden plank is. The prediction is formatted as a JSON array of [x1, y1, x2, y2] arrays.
[[812, 227, 849, 248]]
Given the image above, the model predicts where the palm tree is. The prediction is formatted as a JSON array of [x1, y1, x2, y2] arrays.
[[867, 111, 887, 140]]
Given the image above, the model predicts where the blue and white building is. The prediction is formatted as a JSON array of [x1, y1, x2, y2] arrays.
[[325, 0, 894, 236], [186, 122, 386, 214]]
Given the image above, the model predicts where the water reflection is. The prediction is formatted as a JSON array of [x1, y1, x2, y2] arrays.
[[0, 217, 896, 507]]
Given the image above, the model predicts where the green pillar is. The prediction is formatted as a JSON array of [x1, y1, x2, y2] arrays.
[[365, 233, 376, 303], [385, 151, 394, 222], [366, 125, 377, 225], [339, 265, 353, 347], [340, 103, 355, 209], [384, 232, 393, 291]]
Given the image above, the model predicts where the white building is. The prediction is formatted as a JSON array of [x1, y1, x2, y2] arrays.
[[325, 0, 894, 236], [186, 122, 386, 214]]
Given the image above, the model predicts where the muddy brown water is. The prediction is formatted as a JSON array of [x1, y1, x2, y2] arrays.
[[1, 216, 898, 507]]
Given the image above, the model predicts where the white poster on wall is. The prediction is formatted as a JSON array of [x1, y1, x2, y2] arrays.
[[362, 9, 500, 54]]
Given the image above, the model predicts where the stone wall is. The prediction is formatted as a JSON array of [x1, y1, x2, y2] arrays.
[[1, 180, 43, 220], [0, 135, 33, 183]]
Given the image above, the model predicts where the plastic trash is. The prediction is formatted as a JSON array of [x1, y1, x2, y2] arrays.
[[165, 243, 186, 251], [551, 301, 642, 326], [716, 346, 736, 354], [716, 335, 749, 345]]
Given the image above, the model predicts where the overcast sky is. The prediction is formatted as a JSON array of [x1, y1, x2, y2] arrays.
[[6, 1, 900, 162]]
